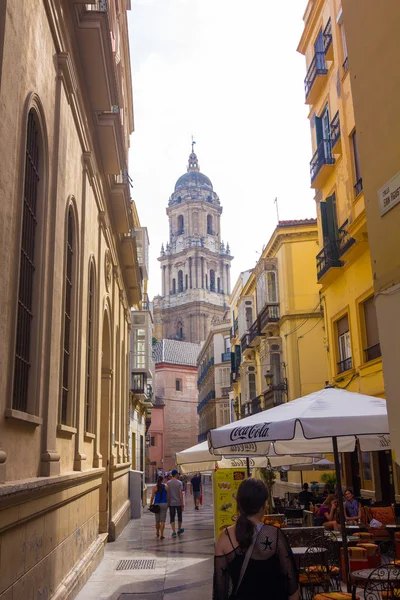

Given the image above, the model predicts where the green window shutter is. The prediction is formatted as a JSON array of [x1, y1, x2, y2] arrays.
[[320, 201, 329, 241]]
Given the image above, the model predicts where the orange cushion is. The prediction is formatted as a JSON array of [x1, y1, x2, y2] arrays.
[[314, 594, 360, 600], [354, 532, 373, 541], [381, 591, 400, 599], [357, 543, 379, 556], [348, 546, 367, 558], [306, 565, 340, 575], [299, 573, 329, 585], [371, 506, 395, 525]]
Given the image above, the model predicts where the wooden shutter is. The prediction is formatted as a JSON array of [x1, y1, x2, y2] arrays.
[[337, 314, 349, 336], [363, 297, 379, 347]]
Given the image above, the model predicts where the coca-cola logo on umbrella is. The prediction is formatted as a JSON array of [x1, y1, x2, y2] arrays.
[[229, 422, 272, 442]]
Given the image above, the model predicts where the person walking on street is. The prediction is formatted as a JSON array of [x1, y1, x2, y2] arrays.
[[191, 472, 202, 510], [150, 475, 168, 539], [168, 469, 184, 537]]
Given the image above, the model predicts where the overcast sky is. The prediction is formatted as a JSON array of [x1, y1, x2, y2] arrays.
[[127, 0, 313, 299]]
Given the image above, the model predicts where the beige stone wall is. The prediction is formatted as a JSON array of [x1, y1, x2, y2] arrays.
[[154, 301, 227, 344], [0, 0, 139, 597]]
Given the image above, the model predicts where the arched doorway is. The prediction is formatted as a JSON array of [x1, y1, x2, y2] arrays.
[[99, 309, 112, 535]]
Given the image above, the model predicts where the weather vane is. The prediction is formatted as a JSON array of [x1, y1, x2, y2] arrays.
[[191, 134, 196, 153]]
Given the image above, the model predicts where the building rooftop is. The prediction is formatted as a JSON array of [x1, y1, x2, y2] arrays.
[[277, 218, 317, 227], [153, 339, 202, 367]]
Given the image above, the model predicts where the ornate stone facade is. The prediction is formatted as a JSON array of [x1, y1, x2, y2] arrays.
[[153, 147, 233, 343]]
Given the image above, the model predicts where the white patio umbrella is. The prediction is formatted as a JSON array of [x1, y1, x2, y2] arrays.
[[207, 386, 390, 590], [175, 440, 318, 474], [287, 457, 335, 472]]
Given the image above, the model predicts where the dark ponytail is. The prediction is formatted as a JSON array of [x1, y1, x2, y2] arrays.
[[235, 478, 268, 550], [157, 476, 163, 494]]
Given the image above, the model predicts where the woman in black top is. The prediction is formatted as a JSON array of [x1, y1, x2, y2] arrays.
[[213, 478, 299, 600]]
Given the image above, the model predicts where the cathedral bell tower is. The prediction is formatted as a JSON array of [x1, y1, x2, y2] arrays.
[[153, 145, 233, 344]]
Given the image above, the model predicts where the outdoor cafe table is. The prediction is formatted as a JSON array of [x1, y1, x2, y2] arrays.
[[351, 568, 400, 588]]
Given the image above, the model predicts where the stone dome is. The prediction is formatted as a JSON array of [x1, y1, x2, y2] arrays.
[[174, 170, 213, 192], [174, 148, 213, 193]]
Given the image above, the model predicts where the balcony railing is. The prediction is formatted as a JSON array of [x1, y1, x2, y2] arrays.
[[197, 356, 214, 387], [310, 139, 335, 185], [365, 343, 382, 363], [354, 177, 363, 197], [221, 351, 231, 362], [305, 52, 328, 100], [337, 357, 352, 373], [330, 111, 341, 149], [234, 317, 239, 336], [338, 220, 356, 256], [316, 240, 342, 280], [259, 303, 280, 332], [323, 18, 332, 55], [241, 333, 250, 354], [198, 431, 208, 443], [197, 389, 216, 413], [248, 319, 262, 345]]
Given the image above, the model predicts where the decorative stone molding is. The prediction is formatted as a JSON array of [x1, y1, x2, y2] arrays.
[[105, 248, 112, 292]]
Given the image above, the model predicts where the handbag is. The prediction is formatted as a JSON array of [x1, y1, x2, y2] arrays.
[[149, 504, 160, 514]]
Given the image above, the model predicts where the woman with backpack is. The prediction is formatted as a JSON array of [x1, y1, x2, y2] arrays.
[[150, 475, 168, 539]]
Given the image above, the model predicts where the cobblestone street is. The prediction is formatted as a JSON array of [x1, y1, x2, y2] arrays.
[[76, 488, 214, 600]]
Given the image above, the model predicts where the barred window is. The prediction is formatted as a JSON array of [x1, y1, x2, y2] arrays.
[[85, 264, 95, 432], [61, 209, 74, 424], [13, 110, 40, 412]]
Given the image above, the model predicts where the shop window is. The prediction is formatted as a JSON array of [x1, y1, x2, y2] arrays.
[[336, 314, 352, 373], [362, 296, 381, 362]]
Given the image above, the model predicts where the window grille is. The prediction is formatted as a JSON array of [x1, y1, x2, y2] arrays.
[[61, 210, 74, 424], [13, 110, 40, 412], [85, 266, 94, 431]]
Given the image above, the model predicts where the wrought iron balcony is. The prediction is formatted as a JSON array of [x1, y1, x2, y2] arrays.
[[310, 139, 335, 188], [323, 18, 333, 60], [365, 343, 381, 363], [337, 357, 352, 373], [316, 240, 342, 280], [197, 357, 214, 387], [354, 177, 363, 198], [221, 351, 231, 362], [240, 395, 262, 418], [197, 389, 216, 413], [304, 52, 328, 104], [248, 318, 262, 346], [221, 386, 231, 398], [240, 333, 250, 354], [259, 303, 280, 333], [338, 220, 356, 256], [330, 111, 341, 153]]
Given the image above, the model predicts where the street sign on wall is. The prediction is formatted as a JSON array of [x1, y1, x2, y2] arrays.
[[378, 171, 400, 216]]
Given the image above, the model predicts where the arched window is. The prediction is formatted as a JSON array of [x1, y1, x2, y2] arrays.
[[207, 214, 213, 235], [85, 263, 95, 432], [185, 274, 188, 290], [267, 271, 278, 303], [178, 269, 184, 292], [177, 321, 183, 340], [61, 208, 75, 424], [172, 278, 176, 294], [13, 109, 42, 412], [217, 277, 221, 293], [177, 214, 184, 235], [210, 269, 215, 292]]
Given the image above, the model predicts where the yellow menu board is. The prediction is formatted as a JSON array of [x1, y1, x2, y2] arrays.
[[213, 468, 247, 541]]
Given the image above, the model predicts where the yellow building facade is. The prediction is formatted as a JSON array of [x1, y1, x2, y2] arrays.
[[298, 0, 395, 502], [230, 220, 329, 495], [340, 0, 400, 494]]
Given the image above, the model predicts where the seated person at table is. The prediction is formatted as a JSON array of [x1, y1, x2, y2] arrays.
[[344, 488, 362, 524], [317, 494, 339, 530], [298, 483, 315, 509], [322, 483, 332, 499]]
